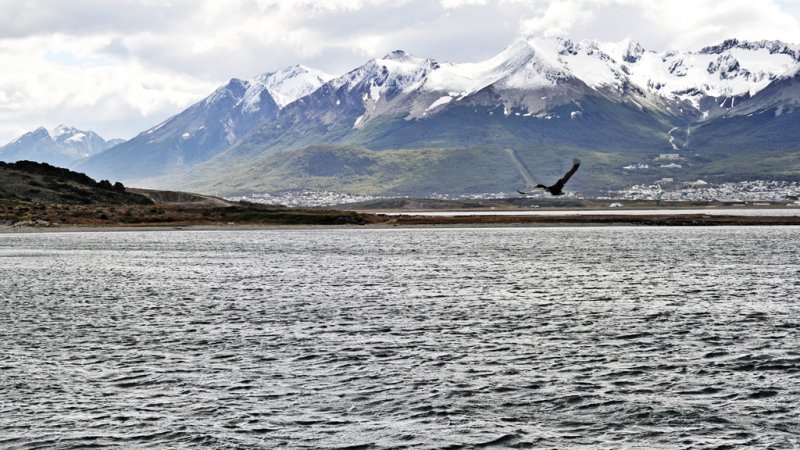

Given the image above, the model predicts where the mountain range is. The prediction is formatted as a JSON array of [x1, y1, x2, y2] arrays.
[[0, 125, 123, 168], [5, 36, 800, 196]]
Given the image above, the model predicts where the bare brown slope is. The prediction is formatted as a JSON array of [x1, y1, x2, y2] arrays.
[[127, 188, 235, 207]]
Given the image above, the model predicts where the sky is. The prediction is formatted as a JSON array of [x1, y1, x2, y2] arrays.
[[2, 0, 800, 144]]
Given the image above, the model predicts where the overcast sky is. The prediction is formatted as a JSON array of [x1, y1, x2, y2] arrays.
[[2, 0, 800, 144]]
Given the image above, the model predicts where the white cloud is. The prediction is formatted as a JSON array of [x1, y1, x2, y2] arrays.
[[521, 0, 594, 38], [0, 0, 799, 144], [0, 33, 217, 143], [520, 0, 800, 51], [440, 0, 489, 9]]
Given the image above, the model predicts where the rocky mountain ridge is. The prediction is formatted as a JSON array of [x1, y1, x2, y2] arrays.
[[0, 125, 121, 167]]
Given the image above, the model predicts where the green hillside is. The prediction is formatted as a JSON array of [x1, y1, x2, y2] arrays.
[[663, 108, 800, 182], [147, 144, 661, 196]]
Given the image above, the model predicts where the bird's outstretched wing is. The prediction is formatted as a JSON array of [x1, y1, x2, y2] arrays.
[[551, 158, 581, 191]]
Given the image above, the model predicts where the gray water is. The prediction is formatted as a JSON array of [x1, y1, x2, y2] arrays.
[[384, 208, 800, 217], [1, 227, 799, 449]]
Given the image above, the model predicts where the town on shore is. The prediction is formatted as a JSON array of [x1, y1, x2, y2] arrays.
[[229, 180, 800, 208]]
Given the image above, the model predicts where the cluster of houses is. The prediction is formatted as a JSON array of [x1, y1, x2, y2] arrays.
[[617, 180, 800, 202], [226, 190, 385, 207]]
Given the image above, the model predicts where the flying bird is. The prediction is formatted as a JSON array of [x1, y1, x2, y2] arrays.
[[518, 158, 581, 196]]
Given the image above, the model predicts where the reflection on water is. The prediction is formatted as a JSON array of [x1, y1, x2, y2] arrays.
[[1, 227, 799, 448]]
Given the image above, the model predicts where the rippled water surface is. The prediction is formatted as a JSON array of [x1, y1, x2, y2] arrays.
[[386, 208, 800, 217], [1, 227, 800, 449]]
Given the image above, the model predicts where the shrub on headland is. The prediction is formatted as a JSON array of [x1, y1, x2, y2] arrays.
[[1, 161, 127, 193], [0, 160, 151, 206], [1, 161, 99, 186]]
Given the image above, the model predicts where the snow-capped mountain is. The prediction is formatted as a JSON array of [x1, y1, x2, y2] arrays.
[[417, 37, 680, 118], [600, 38, 800, 117], [381, 38, 796, 121], [76, 65, 332, 180], [224, 38, 694, 157], [337, 37, 799, 124], [277, 50, 443, 131], [333, 50, 441, 127], [224, 36, 800, 156], [0, 125, 120, 167], [433, 37, 799, 119]]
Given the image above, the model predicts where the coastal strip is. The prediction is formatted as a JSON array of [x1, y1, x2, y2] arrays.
[[4, 212, 800, 233]]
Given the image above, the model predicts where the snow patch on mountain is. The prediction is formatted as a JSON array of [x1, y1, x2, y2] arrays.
[[426, 95, 453, 112], [781, 63, 800, 79], [422, 38, 567, 97]]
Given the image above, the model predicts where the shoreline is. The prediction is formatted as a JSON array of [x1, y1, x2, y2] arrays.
[[4, 213, 800, 233]]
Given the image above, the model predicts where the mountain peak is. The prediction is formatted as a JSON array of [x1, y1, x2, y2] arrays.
[[275, 64, 324, 78], [621, 38, 645, 63], [31, 126, 50, 137], [204, 78, 250, 106], [225, 78, 249, 92], [0, 125, 115, 166], [383, 50, 411, 60], [251, 64, 332, 108], [50, 124, 79, 138]]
